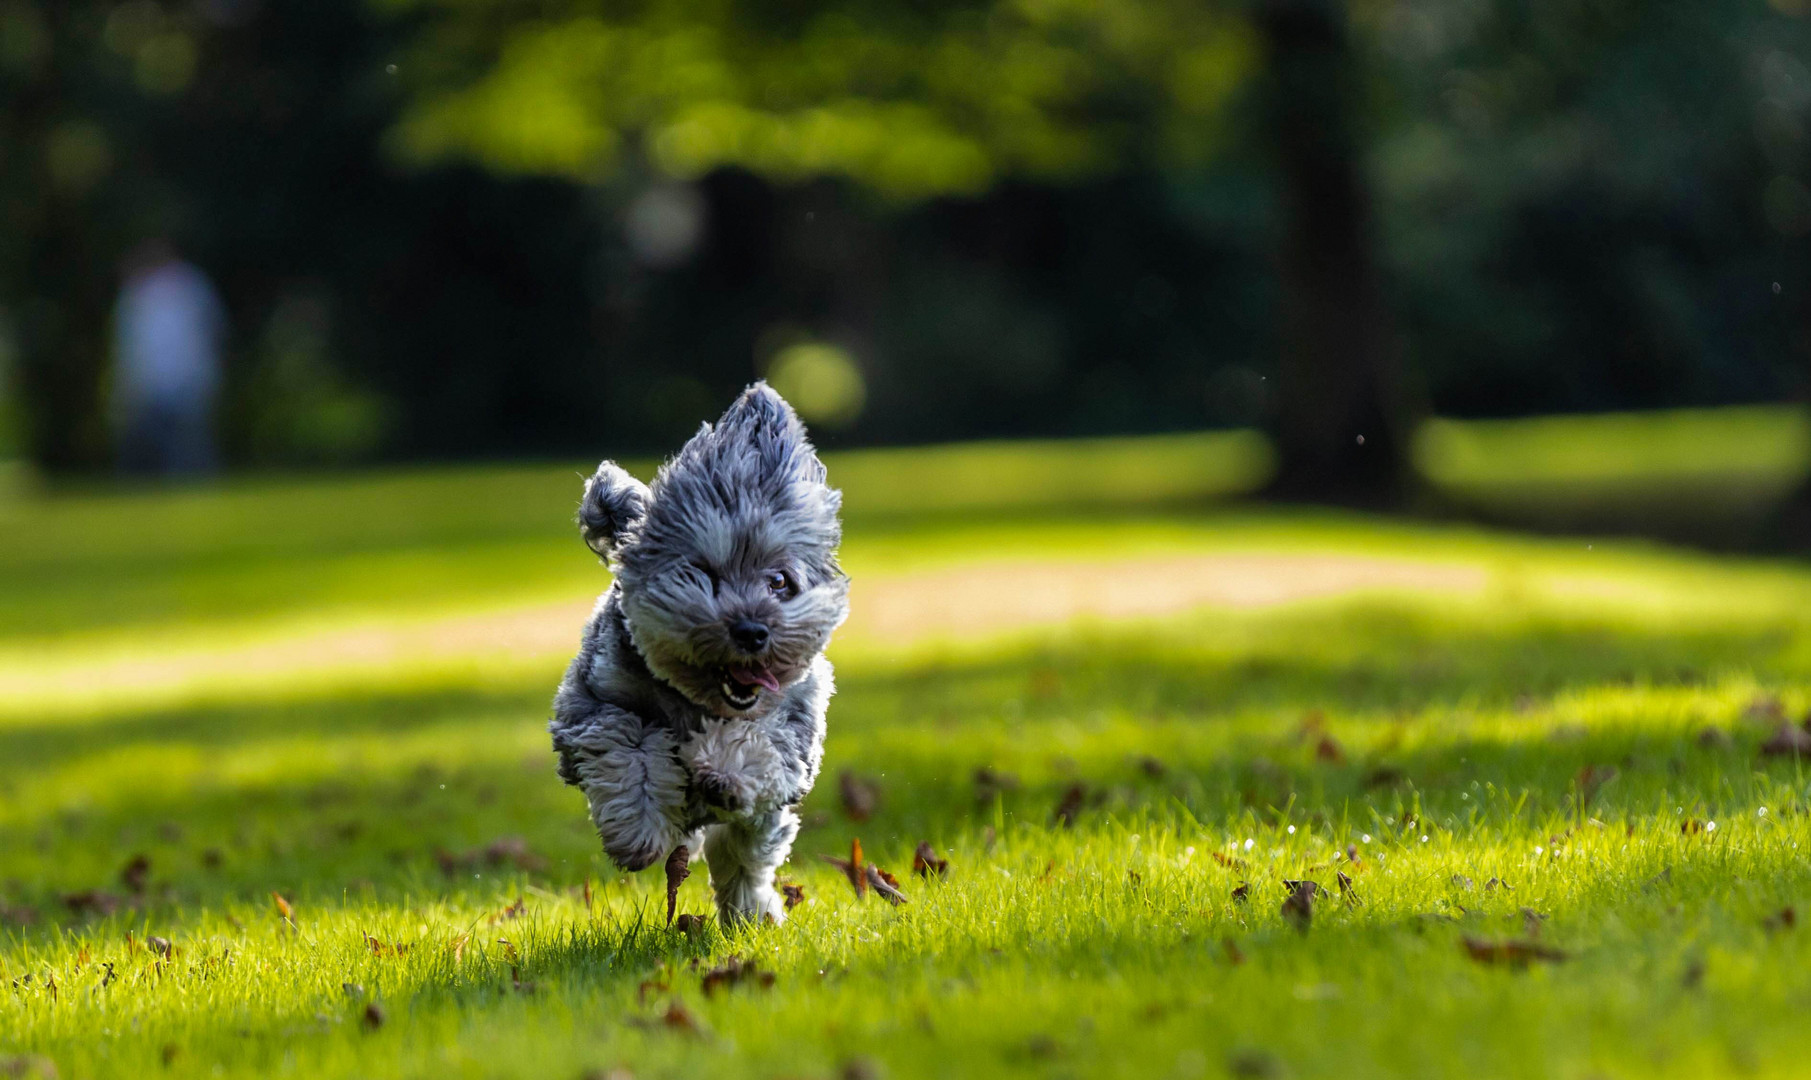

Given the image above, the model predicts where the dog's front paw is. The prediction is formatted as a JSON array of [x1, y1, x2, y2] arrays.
[[694, 768, 752, 814]]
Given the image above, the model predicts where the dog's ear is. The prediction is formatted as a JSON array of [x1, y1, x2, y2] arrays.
[[716, 381, 825, 484], [578, 460, 650, 560]]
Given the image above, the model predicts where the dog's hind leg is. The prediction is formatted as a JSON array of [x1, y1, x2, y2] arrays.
[[703, 808, 798, 926]]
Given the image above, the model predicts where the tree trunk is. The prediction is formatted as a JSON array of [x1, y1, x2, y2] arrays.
[[1258, 0, 1407, 505]]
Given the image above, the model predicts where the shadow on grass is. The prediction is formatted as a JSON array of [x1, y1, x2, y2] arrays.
[[1, 602, 1806, 927]]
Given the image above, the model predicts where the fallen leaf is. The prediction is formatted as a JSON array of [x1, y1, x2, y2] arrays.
[[1485, 877, 1510, 892], [912, 841, 949, 879], [1314, 735, 1345, 764], [838, 771, 880, 822], [1231, 882, 1251, 904], [1343, 844, 1363, 868], [119, 855, 151, 896], [271, 892, 295, 923], [820, 838, 867, 899], [1697, 727, 1733, 750], [1520, 907, 1547, 937], [673, 913, 707, 936], [362, 1002, 386, 1029], [1763, 907, 1797, 933], [1281, 880, 1317, 929], [974, 767, 1020, 804], [1460, 936, 1567, 965], [434, 836, 549, 877], [1744, 694, 1785, 722], [1574, 764, 1618, 809], [1761, 722, 1811, 758], [700, 956, 776, 995], [660, 1002, 701, 1034], [488, 897, 526, 925], [1211, 851, 1250, 872], [1681, 819, 1706, 835], [1135, 756, 1167, 779], [865, 864, 909, 906], [664, 845, 691, 927], [1127, 870, 1143, 887], [1052, 784, 1087, 828], [61, 890, 119, 916], [780, 882, 806, 910], [146, 936, 173, 958], [1337, 870, 1360, 906], [1221, 936, 1245, 965], [1362, 766, 1405, 789], [1450, 874, 1474, 890]]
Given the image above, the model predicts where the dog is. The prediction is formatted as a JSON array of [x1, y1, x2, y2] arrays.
[[550, 383, 849, 924]]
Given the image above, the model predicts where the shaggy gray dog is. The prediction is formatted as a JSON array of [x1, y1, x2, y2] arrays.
[[550, 383, 849, 924]]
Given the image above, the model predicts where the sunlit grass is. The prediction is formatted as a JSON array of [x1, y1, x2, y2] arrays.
[[5, 445, 1811, 1078]]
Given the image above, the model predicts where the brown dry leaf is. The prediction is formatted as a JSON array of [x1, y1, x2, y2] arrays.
[[1221, 937, 1246, 965], [1231, 882, 1251, 904], [1485, 877, 1510, 892], [488, 897, 526, 925], [1697, 727, 1734, 750], [1281, 880, 1317, 930], [1135, 756, 1167, 779], [1575, 764, 1618, 809], [1450, 874, 1474, 891], [449, 933, 470, 964], [780, 882, 806, 910], [1343, 844, 1363, 868], [1363, 766, 1405, 789], [1744, 695, 1786, 722], [434, 836, 549, 877], [673, 913, 707, 936], [1762, 906, 1797, 933], [1520, 907, 1547, 937], [820, 838, 867, 899], [119, 855, 151, 896], [1681, 819, 1706, 835], [1336, 870, 1360, 907], [1314, 735, 1345, 764], [664, 845, 691, 927], [1761, 722, 1811, 758], [146, 936, 173, 958], [362, 1002, 386, 1029], [271, 892, 295, 923], [660, 1002, 701, 1035], [510, 964, 537, 995], [61, 891, 120, 918], [582, 877, 594, 914], [866, 864, 909, 906], [974, 767, 1020, 805], [1053, 784, 1087, 828], [637, 966, 671, 1004], [701, 956, 776, 996], [912, 841, 949, 879], [1460, 936, 1568, 965], [838, 771, 880, 823], [363, 933, 409, 958], [1211, 851, 1250, 872]]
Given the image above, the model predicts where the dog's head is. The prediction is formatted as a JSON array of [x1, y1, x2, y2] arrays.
[[579, 382, 849, 717]]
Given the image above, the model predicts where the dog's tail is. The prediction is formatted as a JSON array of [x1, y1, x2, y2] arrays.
[[579, 460, 650, 561]]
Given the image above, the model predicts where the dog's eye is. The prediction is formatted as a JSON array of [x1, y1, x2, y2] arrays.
[[765, 570, 795, 598]]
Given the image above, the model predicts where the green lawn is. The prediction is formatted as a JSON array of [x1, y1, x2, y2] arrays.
[[4, 438, 1811, 1079]]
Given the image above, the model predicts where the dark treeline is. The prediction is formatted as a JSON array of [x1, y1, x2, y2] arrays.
[[0, 0, 1805, 474]]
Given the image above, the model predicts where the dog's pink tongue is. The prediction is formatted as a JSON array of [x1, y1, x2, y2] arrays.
[[730, 666, 781, 693]]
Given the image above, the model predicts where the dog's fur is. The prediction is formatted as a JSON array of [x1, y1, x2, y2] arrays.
[[550, 384, 849, 924]]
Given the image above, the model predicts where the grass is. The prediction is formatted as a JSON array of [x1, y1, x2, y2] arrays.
[[5, 436, 1811, 1079]]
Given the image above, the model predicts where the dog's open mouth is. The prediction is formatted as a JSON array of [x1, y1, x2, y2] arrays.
[[719, 665, 781, 711]]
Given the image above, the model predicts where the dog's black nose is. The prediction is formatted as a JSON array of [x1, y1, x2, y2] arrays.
[[729, 619, 769, 652]]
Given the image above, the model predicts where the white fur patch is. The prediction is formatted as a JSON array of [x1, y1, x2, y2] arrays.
[[682, 719, 789, 812]]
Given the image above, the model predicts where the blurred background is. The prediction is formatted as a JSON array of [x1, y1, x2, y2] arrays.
[[0, 0, 1808, 545]]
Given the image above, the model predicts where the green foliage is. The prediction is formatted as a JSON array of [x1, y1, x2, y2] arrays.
[[383, 0, 1257, 197]]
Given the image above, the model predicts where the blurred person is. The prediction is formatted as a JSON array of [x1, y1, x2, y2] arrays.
[[112, 239, 226, 476]]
